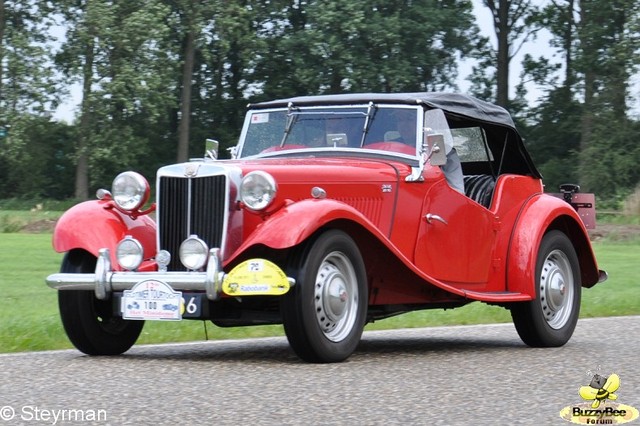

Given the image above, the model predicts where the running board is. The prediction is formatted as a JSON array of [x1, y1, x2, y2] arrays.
[[463, 290, 532, 303]]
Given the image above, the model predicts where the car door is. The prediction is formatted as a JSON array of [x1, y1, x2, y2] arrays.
[[414, 179, 496, 286]]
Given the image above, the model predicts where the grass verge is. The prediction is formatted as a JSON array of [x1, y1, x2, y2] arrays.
[[0, 210, 62, 233], [0, 234, 637, 353]]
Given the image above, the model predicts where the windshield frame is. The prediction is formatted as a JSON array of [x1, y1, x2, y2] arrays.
[[236, 104, 423, 161]]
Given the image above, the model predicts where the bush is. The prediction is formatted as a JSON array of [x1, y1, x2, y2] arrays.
[[623, 186, 640, 216], [0, 216, 24, 233], [0, 198, 78, 211]]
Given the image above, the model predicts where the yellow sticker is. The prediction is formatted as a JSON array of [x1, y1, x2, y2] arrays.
[[222, 259, 291, 296]]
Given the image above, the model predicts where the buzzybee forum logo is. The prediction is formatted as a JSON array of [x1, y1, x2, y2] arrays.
[[560, 367, 639, 424]]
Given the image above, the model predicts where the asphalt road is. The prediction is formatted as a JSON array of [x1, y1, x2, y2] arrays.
[[1, 316, 639, 426]]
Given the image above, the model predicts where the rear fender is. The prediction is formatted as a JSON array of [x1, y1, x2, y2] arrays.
[[506, 195, 600, 295], [53, 200, 157, 268]]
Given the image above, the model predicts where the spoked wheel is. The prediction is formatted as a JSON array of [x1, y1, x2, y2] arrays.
[[511, 230, 581, 347], [282, 230, 368, 363], [58, 250, 144, 355]]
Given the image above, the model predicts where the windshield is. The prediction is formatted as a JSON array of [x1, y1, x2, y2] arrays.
[[238, 105, 420, 158]]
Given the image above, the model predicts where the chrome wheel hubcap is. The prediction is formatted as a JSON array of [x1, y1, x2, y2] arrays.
[[539, 249, 574, 329], [314, 251, 358, 342]]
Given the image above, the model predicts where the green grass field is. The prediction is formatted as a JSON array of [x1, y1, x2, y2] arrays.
[[0, 232, 638, 353], [0, 209, 63, 233]]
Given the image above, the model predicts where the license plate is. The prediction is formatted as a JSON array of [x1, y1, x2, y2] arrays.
[[122, 280, 182, 321]]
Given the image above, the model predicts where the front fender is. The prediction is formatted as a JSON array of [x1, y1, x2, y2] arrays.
[[227, 199, 388, 261], [506, 194, 600, 295], [53, 200, 157, 268]]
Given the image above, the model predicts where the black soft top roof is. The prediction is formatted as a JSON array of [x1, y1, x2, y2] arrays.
[[249, 92, 541, 178], [249, 92, 515, 128]]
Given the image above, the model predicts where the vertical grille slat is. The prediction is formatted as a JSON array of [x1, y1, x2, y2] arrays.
[[158, 175, 227, 271]]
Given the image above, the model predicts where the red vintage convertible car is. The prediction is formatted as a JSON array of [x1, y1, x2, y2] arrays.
[[46, 92, 607, 362]]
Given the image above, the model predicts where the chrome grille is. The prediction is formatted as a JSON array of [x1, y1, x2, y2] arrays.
[[158, 175, 227, 271]]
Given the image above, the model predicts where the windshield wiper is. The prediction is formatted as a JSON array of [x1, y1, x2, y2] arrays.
[[359, 102, 377, 147], [280, 102, 298, 147]]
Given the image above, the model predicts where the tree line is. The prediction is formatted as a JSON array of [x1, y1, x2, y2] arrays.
[[0, 0, 638, 205]]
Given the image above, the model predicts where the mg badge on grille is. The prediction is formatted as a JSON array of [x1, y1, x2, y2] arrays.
[[184, 163, 201, 177]]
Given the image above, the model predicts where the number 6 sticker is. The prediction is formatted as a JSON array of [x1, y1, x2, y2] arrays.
[[180, 296, 200, 316]]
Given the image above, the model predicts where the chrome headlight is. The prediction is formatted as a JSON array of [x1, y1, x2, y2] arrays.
[[179, 236, 209, 271], [112, 171, 150, 211], [115, 236, 143, 271], [240, 171, 277, 211]]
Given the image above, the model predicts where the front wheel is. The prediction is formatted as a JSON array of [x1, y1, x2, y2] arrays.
[[282, 230, 368, 363], [58, 250, 144, 355], [511, 230, 581, 347]]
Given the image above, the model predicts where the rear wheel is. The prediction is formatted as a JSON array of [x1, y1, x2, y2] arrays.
[[58, 250, 144, 355], [282, 230, 368, 363], [511, 230, 581, 347]]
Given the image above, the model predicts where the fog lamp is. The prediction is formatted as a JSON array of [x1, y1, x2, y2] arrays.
[[115, 236, 143, 271], [179, 236, 209, 270]]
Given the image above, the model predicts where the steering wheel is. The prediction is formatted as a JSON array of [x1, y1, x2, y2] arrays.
[[260, 144, 307, 153], [364, 141, 416, 155]]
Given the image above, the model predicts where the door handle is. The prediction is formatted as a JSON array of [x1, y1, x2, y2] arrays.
[[425, 213, 448, 225]]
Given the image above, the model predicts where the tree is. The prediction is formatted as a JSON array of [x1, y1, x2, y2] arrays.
[[576, 0, 640, 198], [519, 0, 640, 201], [55, 0, 175, 199], [0, 116, 75, 199], [516, 0, 581, 191], [166, 0, 213, 163], [4, 0, 636, 206], [0, 0, 57, 119], [163, 1, 274, 158], [254, 0, 485, 97], [477, 0, 542, 107], [0, 0, 61, 200]]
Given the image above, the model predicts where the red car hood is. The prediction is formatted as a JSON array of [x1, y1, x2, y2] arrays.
[[224, 156, 410, 183]]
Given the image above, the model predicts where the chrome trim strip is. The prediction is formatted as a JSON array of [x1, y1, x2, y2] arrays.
[[186, 177, 192, 241]]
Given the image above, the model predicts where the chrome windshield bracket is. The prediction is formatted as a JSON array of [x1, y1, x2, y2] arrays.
[[405, 166, 424, 182]]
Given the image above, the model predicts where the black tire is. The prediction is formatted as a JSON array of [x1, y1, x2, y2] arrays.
[[58, 250, 144, 355], [282, 230, 368, 363], [511, 230, 581, 347]]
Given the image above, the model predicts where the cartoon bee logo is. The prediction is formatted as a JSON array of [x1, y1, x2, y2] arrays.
[[579, 371, 620, 408]]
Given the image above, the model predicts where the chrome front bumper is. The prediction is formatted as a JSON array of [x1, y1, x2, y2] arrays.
[[47, 248, 225, 301]]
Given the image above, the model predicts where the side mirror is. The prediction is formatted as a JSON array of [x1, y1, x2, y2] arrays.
[[205, 139, 219, 160], [425, 133, 446, 166]]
